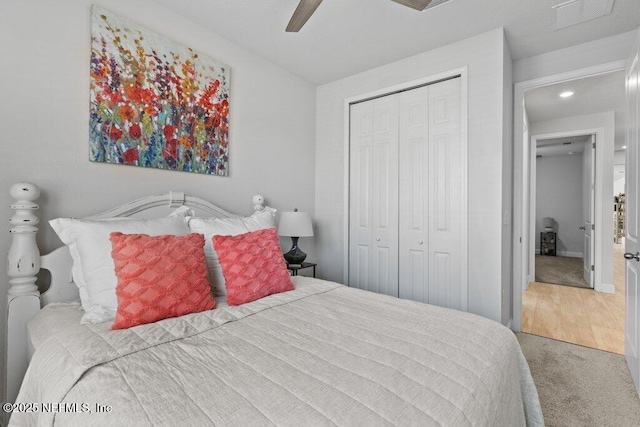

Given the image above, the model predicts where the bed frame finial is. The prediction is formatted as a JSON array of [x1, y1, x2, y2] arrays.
[[7, 182, 41, 296]]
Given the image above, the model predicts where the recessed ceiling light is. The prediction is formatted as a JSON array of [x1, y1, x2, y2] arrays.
[[623, 146, 627, 149], [559, 91, 574, 98], [568, 152, 574, 155]]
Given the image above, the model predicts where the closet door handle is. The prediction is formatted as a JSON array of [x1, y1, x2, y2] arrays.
[[579, 225, 586, 230], [376, 237, 381, 242], [418, 240, 424, 245]]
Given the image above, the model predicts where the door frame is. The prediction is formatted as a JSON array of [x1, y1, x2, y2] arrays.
[[529, 129, 603, 289], [512, 60, 627, 332], [342, 66, 469, 287]]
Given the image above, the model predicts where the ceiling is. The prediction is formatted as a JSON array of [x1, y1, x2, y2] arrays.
[[525, 71, 626, 123], [536, 135, 590, 157], [525, 70, 627, 149], [152, 0, 640, 85]]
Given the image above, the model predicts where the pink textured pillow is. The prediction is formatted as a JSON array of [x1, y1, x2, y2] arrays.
[[110, 232, 215, 330], [213, 227, 294, 305]]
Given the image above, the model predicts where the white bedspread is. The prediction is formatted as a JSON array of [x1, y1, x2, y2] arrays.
[[13, 277, 543, 426]]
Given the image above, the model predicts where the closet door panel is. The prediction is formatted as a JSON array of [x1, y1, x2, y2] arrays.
[[371, 95, 399, 297], [428, 79, 464, 310], [349, 96, 399, 296], [398, 87, 429, 302], [349, 101, 374, 290]]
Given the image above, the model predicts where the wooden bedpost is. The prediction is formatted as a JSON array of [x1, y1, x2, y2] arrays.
[[6, 182, 41, 405], [8, 183, 41, 295]]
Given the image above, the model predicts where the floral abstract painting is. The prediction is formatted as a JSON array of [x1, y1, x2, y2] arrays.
[[90, 7, 230, 176]]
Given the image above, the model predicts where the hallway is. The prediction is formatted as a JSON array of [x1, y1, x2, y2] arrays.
[[522, 243, 626, 354]]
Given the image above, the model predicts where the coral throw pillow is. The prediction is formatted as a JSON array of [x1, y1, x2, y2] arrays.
[[213, 227, 294, 305], [110, 232, 215, 330]]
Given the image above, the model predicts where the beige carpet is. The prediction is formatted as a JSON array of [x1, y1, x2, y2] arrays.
[[518, 333, 640, 426], [535, 255, 590, 289]]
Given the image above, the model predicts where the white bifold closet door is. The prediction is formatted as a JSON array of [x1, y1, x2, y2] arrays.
[[349, 94, 400, 296], [349, 78, 465, 310]]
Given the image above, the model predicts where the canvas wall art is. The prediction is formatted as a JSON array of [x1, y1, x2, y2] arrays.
[[89, 7, 230, 176]]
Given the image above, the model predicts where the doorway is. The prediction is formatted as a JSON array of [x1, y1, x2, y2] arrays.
[[516, 69, 627, 353], [533, 133, 595, 290]]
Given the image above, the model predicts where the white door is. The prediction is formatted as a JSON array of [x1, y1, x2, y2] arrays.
[[626, 48, 640, 395], [398, 78, 466, 310], [349, 95, 399, 296], [398, 85, 430, 302], [582, 135, 595, 287]]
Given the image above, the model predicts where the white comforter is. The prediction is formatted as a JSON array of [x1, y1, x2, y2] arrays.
[[13, 277, 543, 426]]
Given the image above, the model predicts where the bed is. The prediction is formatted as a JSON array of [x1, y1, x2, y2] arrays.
[[6, 184, 544, 426]]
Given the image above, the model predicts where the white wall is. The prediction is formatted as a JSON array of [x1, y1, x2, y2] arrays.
[[614, 149, 626, 196], [514, 30, 637, 83], [535, 154, 585, 257], [315, 28, 512, 324], [614, 171, 626, 196], [530, 112, 616, 289], [0, 0, 316, 404]]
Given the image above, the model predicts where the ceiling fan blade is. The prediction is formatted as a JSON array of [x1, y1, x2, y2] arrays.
[[286, 0, 323, 32], [390, 0, 432, 11]]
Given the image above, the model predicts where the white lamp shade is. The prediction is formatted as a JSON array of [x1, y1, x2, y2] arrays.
[[278, 211, 313, 237]]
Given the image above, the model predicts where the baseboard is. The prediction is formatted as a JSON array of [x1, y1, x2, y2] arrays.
[[559, 251, 583, 258], [534, 249, 582, 258], [599, 283, 616, 294]]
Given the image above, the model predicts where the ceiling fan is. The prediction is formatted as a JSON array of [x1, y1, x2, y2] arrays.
[[286, 0, 433, 32]]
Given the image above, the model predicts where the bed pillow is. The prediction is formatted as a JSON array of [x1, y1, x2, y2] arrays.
[[49, 209, 190, 324], [188, 209, 276, 296], [213, 227, 293, 305], [110, 232, 215, 330]]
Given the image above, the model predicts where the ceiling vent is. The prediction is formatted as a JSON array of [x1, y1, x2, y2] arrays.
[[562, 142, 572, 145], [553, 0, 614, 30]]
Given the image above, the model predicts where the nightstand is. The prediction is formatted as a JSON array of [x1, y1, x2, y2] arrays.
[[287, 262, 316, 278], [540, 232, 557, 256]]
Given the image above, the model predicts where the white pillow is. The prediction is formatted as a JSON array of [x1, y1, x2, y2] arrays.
[[49, 208, 190, 324], [188, 208, 276, 296]]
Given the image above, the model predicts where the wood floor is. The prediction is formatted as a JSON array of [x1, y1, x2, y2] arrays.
[[522, 243, 625, 354]]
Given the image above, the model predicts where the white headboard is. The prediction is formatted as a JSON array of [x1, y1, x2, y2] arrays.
[[5, 183, 267, 406], [37, 191, 251, 307]]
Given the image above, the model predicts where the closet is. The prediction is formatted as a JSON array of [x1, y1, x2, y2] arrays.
[[348, 77, 467, 311]]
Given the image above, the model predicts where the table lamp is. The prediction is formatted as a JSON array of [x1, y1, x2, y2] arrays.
[[278, 209, 313, 265]]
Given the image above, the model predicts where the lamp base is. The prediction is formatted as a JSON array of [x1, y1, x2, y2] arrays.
[[284, 237, 307, 264]]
